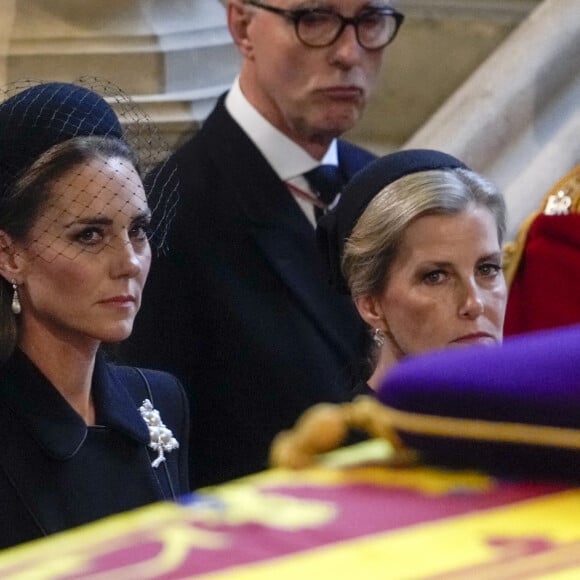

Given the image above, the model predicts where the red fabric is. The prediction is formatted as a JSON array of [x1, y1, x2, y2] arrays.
[[505, 213, 580, 336]]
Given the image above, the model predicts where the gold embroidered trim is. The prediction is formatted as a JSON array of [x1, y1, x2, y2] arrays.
[[377, 403, 580, 449], [270, 395, 580, 469]]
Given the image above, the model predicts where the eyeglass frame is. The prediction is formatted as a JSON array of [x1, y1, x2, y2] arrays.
[[243, 0, 405, 51]]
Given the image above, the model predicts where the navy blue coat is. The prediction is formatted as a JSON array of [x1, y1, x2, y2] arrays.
[[0, 349, 189, 550], [126, 96, 374, 487]]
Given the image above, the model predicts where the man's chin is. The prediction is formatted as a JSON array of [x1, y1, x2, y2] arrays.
[[309, 115, 361, 142], [325, 108, 363, 133]]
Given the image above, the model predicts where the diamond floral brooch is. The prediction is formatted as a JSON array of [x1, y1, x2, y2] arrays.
[[139, 399, 179, 468]]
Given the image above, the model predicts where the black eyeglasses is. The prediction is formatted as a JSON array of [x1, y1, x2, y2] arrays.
[[244, 1, 404, 50]]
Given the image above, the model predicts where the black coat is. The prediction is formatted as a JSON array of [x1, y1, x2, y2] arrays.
[[126, 97, 375, 486], [0, 350, 189, 550]]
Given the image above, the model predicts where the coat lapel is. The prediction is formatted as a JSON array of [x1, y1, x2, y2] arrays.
[[0, 352, 160, 538]]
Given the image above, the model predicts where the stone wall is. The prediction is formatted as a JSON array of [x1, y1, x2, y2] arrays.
[[405, 0, 580, 240], [0, 0, 239, 149]]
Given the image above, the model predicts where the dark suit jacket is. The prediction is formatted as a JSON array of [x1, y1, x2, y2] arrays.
[[126, 96, 375, 487], [0, 349, 189, 550]]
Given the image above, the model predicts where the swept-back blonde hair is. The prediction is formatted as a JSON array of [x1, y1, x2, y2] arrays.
[[342, 168, 506, 299]]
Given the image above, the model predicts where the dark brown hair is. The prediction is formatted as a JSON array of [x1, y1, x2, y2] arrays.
[[0, 136, 137, 364]]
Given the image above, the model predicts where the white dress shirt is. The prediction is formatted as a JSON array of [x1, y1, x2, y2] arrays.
[[225, 77, 338, 226]]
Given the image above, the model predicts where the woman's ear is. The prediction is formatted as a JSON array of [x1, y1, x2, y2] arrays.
[[354, 294, 388, 332], [228, 0, 254, 58], [0, 231, 24, 284]]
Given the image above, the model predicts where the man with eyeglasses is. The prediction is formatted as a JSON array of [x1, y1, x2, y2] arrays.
[[129, 0, 405, 488]]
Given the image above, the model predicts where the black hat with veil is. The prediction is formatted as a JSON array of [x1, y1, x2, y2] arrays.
[[0, 77, 179, 256]]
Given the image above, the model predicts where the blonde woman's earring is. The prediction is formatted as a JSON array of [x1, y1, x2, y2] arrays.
[[11, 280, 21, 315], [372, 328, 385, 347]]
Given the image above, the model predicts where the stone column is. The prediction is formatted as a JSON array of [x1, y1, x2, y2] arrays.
[[0, 0, 239, 149], [404, 0, 580, 241]]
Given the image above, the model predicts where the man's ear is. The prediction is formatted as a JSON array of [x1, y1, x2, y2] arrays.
[[228, 0, 254, 58], [0, 231, 24, 285], [354, 293, 388, 332]]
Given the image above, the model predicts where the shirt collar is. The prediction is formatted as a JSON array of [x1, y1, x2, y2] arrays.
[[1, 350, 149, 460], [225, 77, 339, 181]]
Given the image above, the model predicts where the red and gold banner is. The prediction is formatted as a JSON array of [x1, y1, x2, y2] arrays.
[[0, 441, 578, 579]]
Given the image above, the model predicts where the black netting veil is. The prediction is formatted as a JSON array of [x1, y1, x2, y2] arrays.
[[0, 77, 179, 257]]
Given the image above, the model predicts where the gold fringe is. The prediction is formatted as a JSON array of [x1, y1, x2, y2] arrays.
[[378, 404, 580, 449], [270, 395, 580, 469]]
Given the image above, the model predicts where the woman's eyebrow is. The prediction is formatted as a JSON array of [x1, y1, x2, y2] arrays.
[[417, 260, 453, 268], [133, 209, 152, 221], [478, 251, 503, 261], [64, 216, 113, 228], [64, 208, 151, 229]]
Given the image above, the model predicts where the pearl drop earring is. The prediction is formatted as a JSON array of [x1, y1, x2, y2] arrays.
[[11, 280, 21, 315]]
